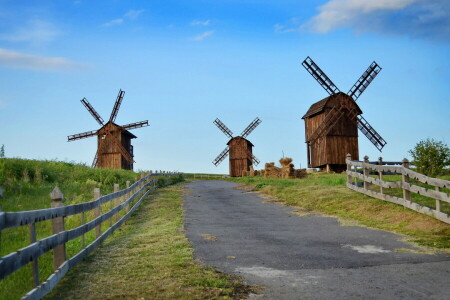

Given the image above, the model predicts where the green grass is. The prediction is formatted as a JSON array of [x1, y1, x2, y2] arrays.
[[45, 184, 250, 300], [228, 173, 450, 250], [0, 158, 152, 300]]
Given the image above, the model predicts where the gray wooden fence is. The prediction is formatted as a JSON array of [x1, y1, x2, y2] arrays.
[[0, 171, 178, 300], [346, 154, 450, 224]]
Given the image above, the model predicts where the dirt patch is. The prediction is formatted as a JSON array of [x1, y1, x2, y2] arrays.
[[200, 234, 218, 241]]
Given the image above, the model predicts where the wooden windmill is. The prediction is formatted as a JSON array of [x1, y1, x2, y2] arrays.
[[212, 118, 261, 177], [67, 90, 149, 170], [301, 56, 387, 172]]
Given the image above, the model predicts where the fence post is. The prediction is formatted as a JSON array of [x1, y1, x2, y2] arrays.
[[402, 158, 411, 202], [113, 184, 120, 223], [94, 188, 101, 238], [435, 186, 441, 213], [363, 155, 369, 190], [50, 187, 66, 270], [125, 181, 131, 213], [28, 223, 39, 287], [346, 153, 352, 185], [378, 157, 384, 195]]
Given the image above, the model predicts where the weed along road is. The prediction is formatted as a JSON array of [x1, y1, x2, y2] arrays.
[[184, 180, 450, 300]]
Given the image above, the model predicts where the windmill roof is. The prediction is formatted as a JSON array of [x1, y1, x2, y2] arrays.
[[302, 92, 362, 119], [227, 136, 254, 147]]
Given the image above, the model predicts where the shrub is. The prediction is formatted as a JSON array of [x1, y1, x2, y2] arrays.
[[408, 138, 450, 176]]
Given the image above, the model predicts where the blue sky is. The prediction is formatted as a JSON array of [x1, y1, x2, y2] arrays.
[[0, 0, 449, 174]]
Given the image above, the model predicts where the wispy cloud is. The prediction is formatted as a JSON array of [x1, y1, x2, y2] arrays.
[[0, 48, 85, 71], [125, 9, 145, 20], [0, 20, 61, 45], [192, 30, 214, 41], [301, 0, 450, 42], [274, 18, 302, 34], [191, 19, 211, 26], [102, 18, 124, 27], [102, 9, 145, 27]]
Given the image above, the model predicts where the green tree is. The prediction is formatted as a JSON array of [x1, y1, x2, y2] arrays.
[[0, 144, 4, 158], [408, 138, 450, 176]]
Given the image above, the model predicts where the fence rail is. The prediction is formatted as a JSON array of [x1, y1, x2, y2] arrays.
[[0, 172, 178, 300], [346, 154, 450, 224]]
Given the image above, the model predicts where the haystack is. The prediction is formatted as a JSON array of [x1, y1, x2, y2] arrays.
[[262, 157, 307, 179], [279, 157, 295, 179], [264, 162, 282, 178]]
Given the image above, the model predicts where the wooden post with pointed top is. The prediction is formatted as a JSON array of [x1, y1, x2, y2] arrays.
[[363, 156, 369, 190], [378, 157, 384, 195], [346, 153, 352, 185], [402, 158, 411, 202], [94, 188, 101, 238], [51, 187, 66, 270]]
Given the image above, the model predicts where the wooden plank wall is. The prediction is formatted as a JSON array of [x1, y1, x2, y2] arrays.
[[229, 138, 252, 177]]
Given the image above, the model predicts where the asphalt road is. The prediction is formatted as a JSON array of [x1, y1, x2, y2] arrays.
[[183, 180, 450, 300]]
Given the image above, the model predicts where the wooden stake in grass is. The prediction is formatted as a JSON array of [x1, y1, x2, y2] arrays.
[[51, 186, 66, 269], [94, 188, 101, 238]]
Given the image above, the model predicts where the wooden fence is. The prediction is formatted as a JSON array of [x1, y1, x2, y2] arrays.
[[346, 154, 450, 224], [0, 172, 178, 300]]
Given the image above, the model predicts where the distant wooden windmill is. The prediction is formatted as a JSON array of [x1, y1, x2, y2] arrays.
[[213, 118, 261, 177], [301, 56, 387, 172], [67, 90, 149, 170]]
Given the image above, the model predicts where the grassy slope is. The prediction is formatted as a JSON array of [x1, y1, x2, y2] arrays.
[[0, 158, 141, 300], [46, 184, 249, 300], [229, 173, 450, 250]]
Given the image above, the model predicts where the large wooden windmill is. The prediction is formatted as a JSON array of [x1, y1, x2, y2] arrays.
[[67, 90, 149, 170], [301, 56, 387, 172], [213, 118, 261, 177]]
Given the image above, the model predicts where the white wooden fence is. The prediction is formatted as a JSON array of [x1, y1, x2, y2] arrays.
[[346, 154, 450, 224]]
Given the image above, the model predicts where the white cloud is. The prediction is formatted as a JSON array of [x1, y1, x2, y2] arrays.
[[191, 19, 211, 26], [102, 18, 124, 27], [297, 0, 450, 42], [305, 0, 416, 33], [125, 9, 145, 20], [0, 48, 85, 71], [0, 20, 61, 44], [274, 18, 301, 34], [192, 30, 214, 41], [102, 9, 144, 27]]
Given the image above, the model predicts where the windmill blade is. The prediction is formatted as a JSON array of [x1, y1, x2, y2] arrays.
[[212, 147, 229, 166], [302, 56, 340, 95], [357, 115, 387, 152], [241, 117, 261, 139], [247, 151, 260, 166], [81, 98, 104, 125], [109, 89, 125, 123], [213, 118, 233, 139], [347, 61, 382, 101], [68, 130, 98, 142], [121, 120, 149, 131]]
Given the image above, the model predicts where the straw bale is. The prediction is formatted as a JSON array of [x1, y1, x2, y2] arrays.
[[295, 169, 308, 178]]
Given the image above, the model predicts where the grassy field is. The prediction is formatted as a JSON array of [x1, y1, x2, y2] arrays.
[[46, 184, 250, 300], [228, 173, 450, 250], [0, 158, 172, 299], [0, 159, 247, 299]]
